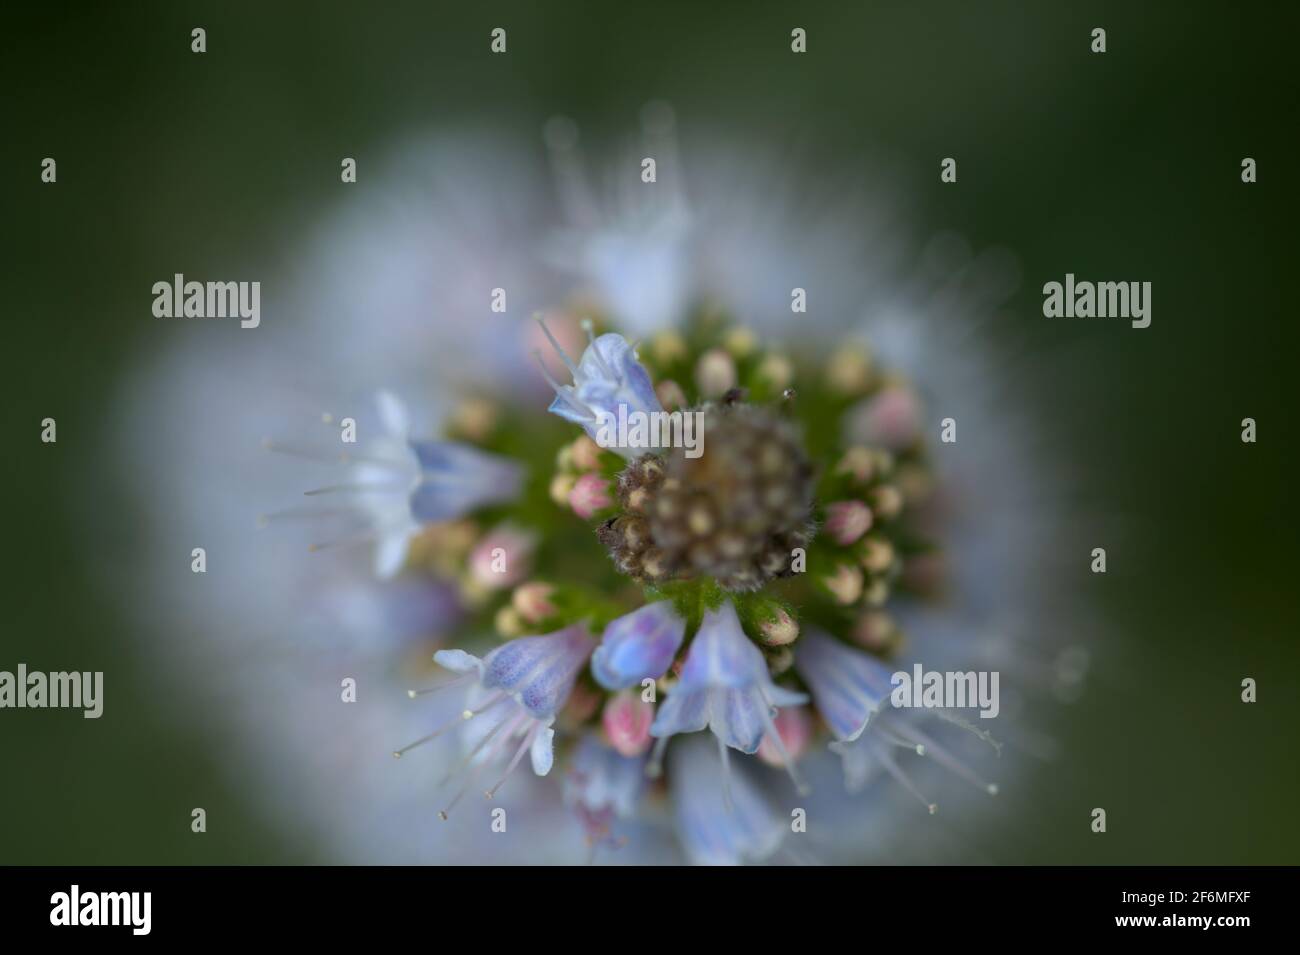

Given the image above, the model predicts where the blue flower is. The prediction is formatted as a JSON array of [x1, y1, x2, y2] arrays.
[[422, 624, 597, 818], [650, 601, 808, 791], [795, 629, 999, 810], [348, 391, 522, 577], [535, 318, 663, 457], [591, 601, 686, 691], [669, 736, 785, 866], [793, 627, 895, 743]]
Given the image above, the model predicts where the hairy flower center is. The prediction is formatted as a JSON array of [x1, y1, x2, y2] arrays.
[[598, 400, 815, 591]]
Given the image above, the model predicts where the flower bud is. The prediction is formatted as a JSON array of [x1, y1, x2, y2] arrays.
[[449, 397, 498, 442], [851, 610, 897, 651], [469, 525, 535, 589], [723, 326, 757, 358], [569, 472, 613, 519], [651, 330, 688, 365], [695, 347, 737, 399], [757, 353, 794, 391], [758, 606, 800, 646], [512, 582, 557, 624], [494, 605, 525, 638], [826, 344, 872, 394], [759, 608, 795, 647], [859, 535, 895, 574], [822, 563, 864, 605], [835, 446, 875, 483], [825, 500, 873, 546], [851, 383, 922, 451], [655, 379, 688, 411], [870, 484, 904, 521], [602, 690, 654, 757], [549, 472, 577, 507], [570, 435, 603, 472], [757, 706, 813, 767]]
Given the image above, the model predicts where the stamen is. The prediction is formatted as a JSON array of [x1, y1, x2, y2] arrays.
[[406, 673, 474, 698], [439, 758, 491, 821], [934, 708, 1003, 756], [303, 482, 406, 496], [461, 691, 507, 721], [438, 713, 524, 819], [531, 350, 597, 422], [874, 741, 937, 815], [483, 724, 539, 799], [436, 711, 523, 789], [581, 318, 619, 382], [535, 315, 580, 377], [392, 711, 468, 758], [261, 438, 408, 471], [900, 724, 999, 796], [758, 700, 811, 796], [871, 724, 927, 755]]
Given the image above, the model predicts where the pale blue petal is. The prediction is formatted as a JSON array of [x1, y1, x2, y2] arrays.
[[650, 688, 709, 738], [669, 737, 784, 865], [408, 440, 523, 522], [794, 628, 894, 742], [591, 601, 687, 690], [481, 625, 595, 718]]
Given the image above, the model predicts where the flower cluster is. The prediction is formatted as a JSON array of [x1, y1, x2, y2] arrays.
[[363, 314, 1001, 862]]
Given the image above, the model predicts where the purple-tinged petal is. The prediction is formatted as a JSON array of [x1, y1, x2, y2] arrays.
[[591, 601, 687, 690], [481, 624, 596, 718]]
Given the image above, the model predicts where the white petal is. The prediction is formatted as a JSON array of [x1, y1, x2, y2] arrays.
[[530, 725, 556, 776], [433, 649, 483, 675]]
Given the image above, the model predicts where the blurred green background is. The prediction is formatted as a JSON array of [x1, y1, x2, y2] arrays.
[[2, 1, 1295, 864]]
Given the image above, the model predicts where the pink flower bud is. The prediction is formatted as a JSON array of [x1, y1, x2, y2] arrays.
[[758, 607, 799, 646], [569, 472, 613, 519], [825, 499, 873, 546], [469, 526, 536, 589], [602, 690, 654, 757], [851, 384, 922, 450], [757, 705, 813, 767], [511, 582, 557, 624]]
